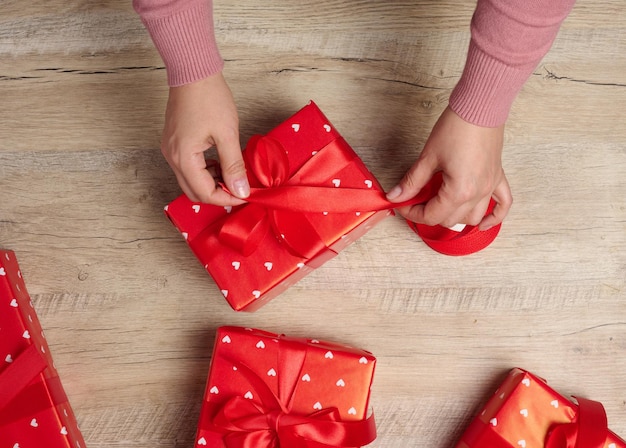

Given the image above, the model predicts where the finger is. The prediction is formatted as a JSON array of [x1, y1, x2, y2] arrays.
[[215, 131, 250, 200], [386, 152, 437, 203], [456, 196, 491, 228], [479, 175, 513, 230], [180, 151, 245, 206]]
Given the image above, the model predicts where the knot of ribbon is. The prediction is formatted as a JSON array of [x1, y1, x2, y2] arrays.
[[545, 397, 609, 448], [212, 133, 501, 258], [202, 336, 376, 448]]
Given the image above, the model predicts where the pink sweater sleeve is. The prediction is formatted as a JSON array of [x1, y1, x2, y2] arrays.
[[449, 0, 576, 127], [133, 0, 223, 86]]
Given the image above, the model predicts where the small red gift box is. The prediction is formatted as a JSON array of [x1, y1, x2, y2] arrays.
[[456, 368, 625, 448], [165, 101, 393, 311], [194, 326, 377, 447], [0, 250, 86, 448]]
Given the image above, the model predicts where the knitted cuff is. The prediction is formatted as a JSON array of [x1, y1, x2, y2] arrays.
[[449, 41, 536, 128], [140, 1, 224, 87]]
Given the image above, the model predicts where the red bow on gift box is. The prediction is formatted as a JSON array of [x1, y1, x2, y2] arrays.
[[545, 397, 608, 448], [211, 133, 501, 258], [199, 336, 376, 448]]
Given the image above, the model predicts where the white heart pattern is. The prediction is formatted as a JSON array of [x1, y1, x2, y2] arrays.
[[608, 444, 617, 448], [10, 299, 18, 307], [297, 262, 305, 269], [198, 436, 207, 446], [311, 151, 318, 156], [518, 440, 526, 448], [182, 232, 189, 240], [520, 409, 528, 417], [224, 206, 233, 214], [490, 418, 498, 427], [221, 335, 231, 344], [232, 261, 241, 270], [60, 426, 68, 435], [0, 267, 5, 275], [30, 418, 38, 427], [221, 290, 229, 298], [336, 379, 346, 387], [244, 391, 254, 400], [164, 205, 169, 212], [22, 330, 30, 339], [210, 386, 219, 394], [252, 290, 261, 299], [324, 351, 334, 359], [323, 124, 331, 132], [192, 204, 201, 213], [301, 374, 311, 382], [264, 262, 273, 271], [292, 123, 300, 132], [551, 400, 559, 408], [522, 378, 531, 387], [13, 444, 19, 448], [332, 179, 341, 187], [5, 354, 13, 363], [267, 368, 277, 377], [256, 340, 266, 349], [313, 402, 322, 410], [355, 212, 361, 216], [364, 180, 373, 188], [358, 357, 368, 364], [348, 407, 357, 415]]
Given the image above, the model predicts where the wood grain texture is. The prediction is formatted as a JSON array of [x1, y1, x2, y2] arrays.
[[1, 0, 625, 447]]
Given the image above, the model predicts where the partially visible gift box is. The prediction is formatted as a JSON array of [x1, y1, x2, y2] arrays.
[[165, 101, 393, 311], [456, 367, 625, 448], [0, 249, 86, 448], [194, 326, 377, 447]]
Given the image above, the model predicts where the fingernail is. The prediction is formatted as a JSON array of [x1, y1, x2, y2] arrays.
[[232, 178, 250, 198], [386, 185, 402, 200]]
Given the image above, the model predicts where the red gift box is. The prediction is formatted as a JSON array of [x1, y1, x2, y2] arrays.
[[0, 250, 86, 448], [456, 368, 625, 448], [194, 326, 377, 447], [165, 101, 394, 311]]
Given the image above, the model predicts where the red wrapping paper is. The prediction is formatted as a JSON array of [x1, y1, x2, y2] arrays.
[[456, 368, 625, 448], [0, 250, 86, 448], [194, 326, 377, 447], [165, 101, 392, 311]]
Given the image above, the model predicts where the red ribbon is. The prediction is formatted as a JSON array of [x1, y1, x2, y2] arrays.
[[200, 336, 377, 448], [0, 343, 68, 428], [545, 397, 608, 448], [207, 134, 500, 258]]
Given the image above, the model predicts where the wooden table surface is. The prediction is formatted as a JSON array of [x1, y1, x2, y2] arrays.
[[1, 1, 625, 447]]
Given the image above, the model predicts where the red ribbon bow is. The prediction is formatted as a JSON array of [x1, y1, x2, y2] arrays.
[[545, 397, 609, 448], [200, 336, 377, 448], [212, 133, 501, 258]]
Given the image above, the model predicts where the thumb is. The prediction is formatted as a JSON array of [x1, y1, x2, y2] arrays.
[[386, 154, 437, 203], [216, 133, 250, 199]]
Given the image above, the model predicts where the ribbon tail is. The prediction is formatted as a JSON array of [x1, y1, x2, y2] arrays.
[[287, 411, 377, 447]]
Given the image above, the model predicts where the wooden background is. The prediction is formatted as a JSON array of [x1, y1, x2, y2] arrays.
[[1, 1, 625, 446]]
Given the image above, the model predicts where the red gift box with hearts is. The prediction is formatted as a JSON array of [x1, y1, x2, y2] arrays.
[[194, 326, 377, 447], [456, 368, 625, 448], [0, 250, 86, 448], [165, 101, 393, 311]]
